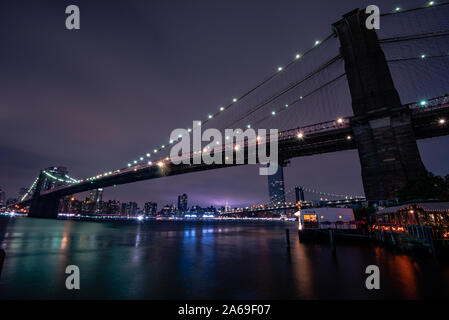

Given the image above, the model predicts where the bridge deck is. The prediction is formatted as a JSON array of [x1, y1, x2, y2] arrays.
[[36, 97, 448, 199]]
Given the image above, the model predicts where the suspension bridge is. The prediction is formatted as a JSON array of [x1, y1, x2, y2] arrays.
[[11, 3, 449, 218]]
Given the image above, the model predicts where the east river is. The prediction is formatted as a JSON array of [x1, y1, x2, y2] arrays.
[[1, 216, 449, 299]]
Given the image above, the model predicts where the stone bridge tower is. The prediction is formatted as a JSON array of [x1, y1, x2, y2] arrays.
[[333, 9, 426, 202]]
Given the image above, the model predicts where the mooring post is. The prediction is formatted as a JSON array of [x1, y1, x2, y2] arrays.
[[390, 226, 396, 246], [0, 249, 5, 278], [426, 227, 437, 258], [285, 229, 291, 249], [329, 229, 336, 254]]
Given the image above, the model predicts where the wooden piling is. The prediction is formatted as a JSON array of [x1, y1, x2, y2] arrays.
[[285, 229, 291, 248], [329, 229, 336, 254], [425, 227, 437, 257], [390, 227, 396, 246], [0, 249, 5, 278]]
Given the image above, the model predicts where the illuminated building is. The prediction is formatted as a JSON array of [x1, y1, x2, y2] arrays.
[[17, 187, 28, 201], [0, 189, 5, 207], [161, 204, 176, 215], [121, 202, 138, 215], [268, 165, 285, 206], [101, 200, 121, 215], [6, 198, 17, 206], [89, 188, 104, 213], [177, 193, 188, 213], [144, 202, 157, 216]]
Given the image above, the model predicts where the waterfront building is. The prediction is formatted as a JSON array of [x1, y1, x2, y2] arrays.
[[81, 198, 92, 214], [6, 198, 17, 206], [161, 204, 176, 216], [376, 202, 449, 229], [17, 187, 28, 201], [60, 196, 71, 213], [64, 197, 82, 214], [177, 194, 188, 213], [122, 202, 138, 215], [0, 189, 5, 207], [144, 202, 157, 216], [204, 206, 216, 214], [298, 207, 356, 230], [101, 200, 121, 215], [190, 205, 202, 214], [88, 188, 103, 213], [268, 165, 285, 206]]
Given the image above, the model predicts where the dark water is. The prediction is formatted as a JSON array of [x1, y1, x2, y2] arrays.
[[0, 216, 449, 300]]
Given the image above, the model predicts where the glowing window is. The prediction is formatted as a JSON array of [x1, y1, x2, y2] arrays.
[[303, 214, 318, 222]]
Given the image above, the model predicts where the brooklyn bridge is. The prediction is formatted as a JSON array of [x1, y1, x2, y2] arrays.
[[11, 4, 449, 218]]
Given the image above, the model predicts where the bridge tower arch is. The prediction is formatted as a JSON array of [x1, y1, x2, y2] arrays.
[[333, 9, 426, 203], [28, 170, 61, 218]]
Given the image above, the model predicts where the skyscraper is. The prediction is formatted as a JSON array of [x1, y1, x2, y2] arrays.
[[102, 200, 121, 215], [161, 204, 176, 216], [177, 193, 188, 213], [17, 187, 29, 201], [122, 202, 138, 215], [6, 198, 17, 206], [295, 186, 305, 203], [144, 202, 157, 216], [89, 188, 103, 213], [268, 165, 285, 206], [0, 189, 5, 207]]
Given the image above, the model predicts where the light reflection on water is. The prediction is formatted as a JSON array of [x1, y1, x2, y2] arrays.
[[0, 216, 448, 299]]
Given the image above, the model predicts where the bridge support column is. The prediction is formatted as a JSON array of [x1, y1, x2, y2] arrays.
[[28, 171, 60, 219], [333, 9, 426, 203]]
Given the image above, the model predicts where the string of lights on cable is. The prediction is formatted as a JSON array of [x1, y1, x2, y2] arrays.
[[35, 1, 449, 186], [79, 34, 335, 182], [381, 1, 449, 16]]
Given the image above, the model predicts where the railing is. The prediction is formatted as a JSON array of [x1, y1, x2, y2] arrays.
[[372, 223, 407, 233], [408, 95, 449, 113], [31, 94, 449, 198], [279, 118, 351, 141], [318, 221, 357, 230], [39, 119, 353, 195], [41, 94, 449, 195]]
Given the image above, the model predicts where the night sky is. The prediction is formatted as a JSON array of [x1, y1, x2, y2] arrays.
[[1, 0, 448, 208]]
